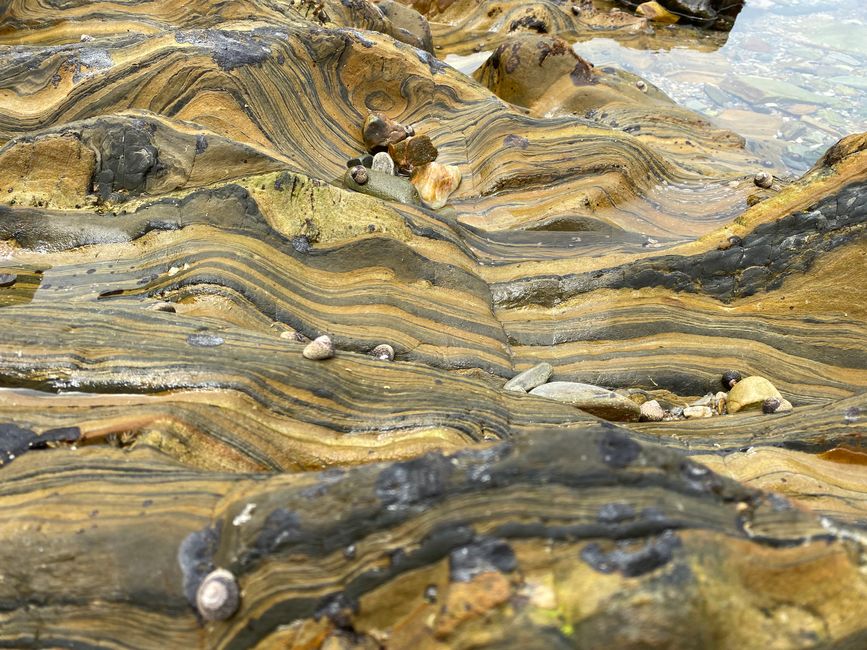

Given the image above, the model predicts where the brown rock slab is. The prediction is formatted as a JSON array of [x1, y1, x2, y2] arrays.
[[362, 113, 410, 151]]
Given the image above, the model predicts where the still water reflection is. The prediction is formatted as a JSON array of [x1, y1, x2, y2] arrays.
[[572, 0, 867, 172]]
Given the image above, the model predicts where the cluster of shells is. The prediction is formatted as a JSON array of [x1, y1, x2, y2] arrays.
[[300, 334, 394, 362]]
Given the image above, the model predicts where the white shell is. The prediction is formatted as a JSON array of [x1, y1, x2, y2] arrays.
[[303, 335, 334, 360], [196, 568, 240, 622], [370, 343, 395, 361]]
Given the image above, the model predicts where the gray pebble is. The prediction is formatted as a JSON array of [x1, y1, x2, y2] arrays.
[[503, 362, 553, 392]]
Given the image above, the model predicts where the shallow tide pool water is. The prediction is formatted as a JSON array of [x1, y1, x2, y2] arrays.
[[573, 0, 867, 173], [447, 0, 866, 174]]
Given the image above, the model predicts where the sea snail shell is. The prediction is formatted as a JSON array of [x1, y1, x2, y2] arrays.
[[350, 165, 369, 185], [721, 370, 742, 390], [370, 343, 395, 361], [196, 568, 240, 621], [754, 171, 773, 188]]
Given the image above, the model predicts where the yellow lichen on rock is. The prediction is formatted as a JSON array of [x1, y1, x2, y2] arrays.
[[0, 134, 95, 209]]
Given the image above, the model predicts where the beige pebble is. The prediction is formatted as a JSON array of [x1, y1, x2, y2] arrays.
[[303, 335, 334, 360], [683, 405, 713, 419], [639, 400, 665, 422]]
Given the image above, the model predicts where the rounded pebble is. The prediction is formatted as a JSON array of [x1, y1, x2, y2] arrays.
[[683, 405, 713, 419], [371, 151, 396, 175], [639, 399, 664, 422], [196, 568, 240, 622], [303, 335, 334, 360]]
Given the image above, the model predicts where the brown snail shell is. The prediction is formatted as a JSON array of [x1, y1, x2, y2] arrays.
[[762, 397, 782, 414], [370, 343, 395, 361], [754, 171, 773, 189], [196, 568, 240, 622], [303, 335, 334, 360], [350, 165, 369, 186]]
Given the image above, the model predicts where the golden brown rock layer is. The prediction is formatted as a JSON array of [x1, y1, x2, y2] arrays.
[[0, 0, 866, 647]]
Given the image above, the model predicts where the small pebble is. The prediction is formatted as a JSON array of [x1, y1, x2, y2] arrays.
[[571, 5, 581, 15], [80, 34, 95, 42], [371, 152, 395, 175], [636, 80, 647, 92], [362, 113, 410, 151], [639, 399, 664, 422], [303, 335, 334, 360], [503, 362, 552, 392], [754, 171, 773, 189], [683, 405, 713, 419], [689, 392, 714, 407], [370, 343, 395, 361], [411, 161, 461, 209], [762, 398, 781, 414], [389, 135, 438, 172], [280, 330, 309, 342]]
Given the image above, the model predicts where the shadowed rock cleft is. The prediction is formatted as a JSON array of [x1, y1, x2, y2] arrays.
[[598, 429, 642, 468], [376, 453, 452, 509], [449, 537, 518, 582], [580, 530, 682, 577]]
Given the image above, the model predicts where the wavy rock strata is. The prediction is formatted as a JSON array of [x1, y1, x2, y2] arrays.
[[0, 0, 866, 648]]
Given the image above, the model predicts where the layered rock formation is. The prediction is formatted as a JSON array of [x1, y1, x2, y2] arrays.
[[0, 0, 865, 647]]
